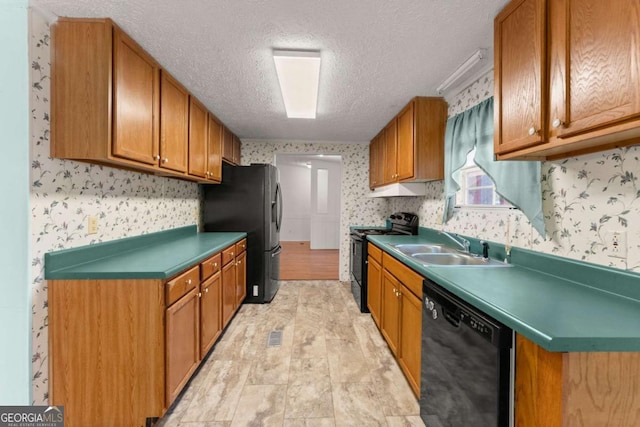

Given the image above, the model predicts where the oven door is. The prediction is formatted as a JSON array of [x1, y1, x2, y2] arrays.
[[350, 233, 363, 284]]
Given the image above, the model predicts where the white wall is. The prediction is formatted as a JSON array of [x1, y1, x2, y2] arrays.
[[278, 162, 311, 241], [1, 0, 31, 405]]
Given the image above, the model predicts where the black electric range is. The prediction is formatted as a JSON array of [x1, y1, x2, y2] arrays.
[[350, 212, 419, 312]]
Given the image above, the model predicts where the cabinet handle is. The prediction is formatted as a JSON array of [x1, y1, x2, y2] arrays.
[[528, 127, 538, 136], [153, 155, 160, 160], [552, 118, 564, 128], [186, 279, 192, 285], [198, 292, 202, 298], [162, 158, 169, 163]]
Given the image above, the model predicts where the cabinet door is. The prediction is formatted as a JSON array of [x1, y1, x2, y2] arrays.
[[221, 259, 236, 326], [235, 251, 247, 307], [165, 286, 200, 405], [551, 0, 640, 140], [383, 119, 398, 185], [396, 102, 415, 181], [112, 28, 160, 165], [367, 256, 382, 328], [233, 134, 242, 165], [188, 97, 208, 179], [398, 287, 422, 397], [160, 71, 189, 173], [200, 272, 222, 358], [222, 125, 234, 164], [207, 115, 222, 182], [494, 0, 547, 155], [369, 136, 378, 189], [381, 271, 400, 355]]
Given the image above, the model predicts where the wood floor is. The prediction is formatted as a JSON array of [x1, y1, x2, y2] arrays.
[[279, 241, 339, 280]]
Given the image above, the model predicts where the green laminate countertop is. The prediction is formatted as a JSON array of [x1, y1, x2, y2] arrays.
[[44, 225, 246, 280], [367, 232, 640, 352]]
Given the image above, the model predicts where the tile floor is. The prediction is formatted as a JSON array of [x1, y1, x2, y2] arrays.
[[157, 280, 425, 427]]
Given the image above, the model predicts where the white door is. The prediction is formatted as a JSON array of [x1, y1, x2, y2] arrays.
[[310, 159, 341, 249]]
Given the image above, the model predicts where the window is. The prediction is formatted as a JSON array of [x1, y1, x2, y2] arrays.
[[455, 150, 511, 207]]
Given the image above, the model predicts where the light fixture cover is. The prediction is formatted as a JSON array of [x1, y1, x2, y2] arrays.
[[273, 49, 321, 119], [436, 48, 487, 94]]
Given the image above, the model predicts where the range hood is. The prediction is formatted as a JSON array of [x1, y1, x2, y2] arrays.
[[367, 182, 427, 198]]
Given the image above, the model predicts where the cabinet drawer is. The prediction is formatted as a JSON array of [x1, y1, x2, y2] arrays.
[[383, 252, 423, 298], [200, 253, 221, 281], [236, 239, 247, 254], [222, 245, 236, 265], [166, 266, 199, 306], [368, 243, 382, 264]]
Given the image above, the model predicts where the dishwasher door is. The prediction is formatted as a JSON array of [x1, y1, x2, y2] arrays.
[[420, 279, 512, 427]]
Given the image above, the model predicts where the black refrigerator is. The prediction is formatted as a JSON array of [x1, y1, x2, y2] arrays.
[[202, 163, 283, 303]]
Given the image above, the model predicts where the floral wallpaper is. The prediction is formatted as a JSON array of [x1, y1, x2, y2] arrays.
[[242, 140, 388, 281], [29, 10, 199, 404], [392, 70, 640, 272]]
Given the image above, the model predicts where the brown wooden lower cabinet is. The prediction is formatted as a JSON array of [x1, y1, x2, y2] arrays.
[[397, 287, 422, 396], [200, 271, 222, 358], [49, 240, 245, 427], [381, 270, 401, 356], [377, 250, 423, 397], [367, 252, 382, 328], [165, 286, 200, 404], [515, 334, 640, 427], [235, 250, 247, 306]]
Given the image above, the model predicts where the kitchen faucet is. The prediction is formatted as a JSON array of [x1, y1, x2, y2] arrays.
[[439, 231, 470, 253]]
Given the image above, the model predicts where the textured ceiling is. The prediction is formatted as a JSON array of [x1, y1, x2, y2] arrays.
[[34, 0, 509, 143]]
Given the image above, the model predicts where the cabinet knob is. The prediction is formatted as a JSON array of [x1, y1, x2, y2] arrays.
[[198, 292, 202, 298], [230, 252, 234, 256], [212, 262, 218, 267], [205, 288, 209, 293], [186, 279, 192, 285], [552, 118, 564, 128], [153, 155, 160, 160], [237, 260, 242, 266], [162, 158, 169, 163], [528, 127, 538, 136]]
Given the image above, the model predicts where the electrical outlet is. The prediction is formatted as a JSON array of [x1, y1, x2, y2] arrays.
[[606, 230, 627, 259], [88, 215, 98, 234]]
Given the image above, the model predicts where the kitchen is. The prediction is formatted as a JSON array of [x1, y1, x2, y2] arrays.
[[3, 0, 640, 426]]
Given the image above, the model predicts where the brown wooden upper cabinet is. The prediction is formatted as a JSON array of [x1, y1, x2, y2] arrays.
[[369, 130, 384, 188], [160, 71, 189, 174], [188, 96, 208, 179], [51, 18, 233, 183], [369, 97, 447, 189], [222, 126, 242, 165], [52, 19, 160, 171], [207, 115, 223, 182], [495, 0, 640, 160]]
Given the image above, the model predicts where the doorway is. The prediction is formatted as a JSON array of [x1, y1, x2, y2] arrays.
[[275, 154, 342, 280]]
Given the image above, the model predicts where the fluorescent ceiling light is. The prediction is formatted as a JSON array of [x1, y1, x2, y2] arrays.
[[273, 49, 321, 119], [437, 49, 487, 94]]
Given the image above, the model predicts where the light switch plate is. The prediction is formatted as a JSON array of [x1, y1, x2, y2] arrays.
[[88, 215, 98, 234]]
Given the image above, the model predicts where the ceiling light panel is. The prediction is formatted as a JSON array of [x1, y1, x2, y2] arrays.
[[273, 49, 321, 119]]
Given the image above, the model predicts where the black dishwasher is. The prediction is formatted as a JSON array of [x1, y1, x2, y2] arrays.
[[420, 279, 513, 427]]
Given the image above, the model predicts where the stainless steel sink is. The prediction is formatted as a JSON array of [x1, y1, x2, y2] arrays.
[[411, 252, 511, 267], [393, 244, 458, 255]]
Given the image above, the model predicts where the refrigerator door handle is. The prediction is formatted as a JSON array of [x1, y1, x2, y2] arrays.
[[271, 245, 283, 257], [275, 182, 283, 232]]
